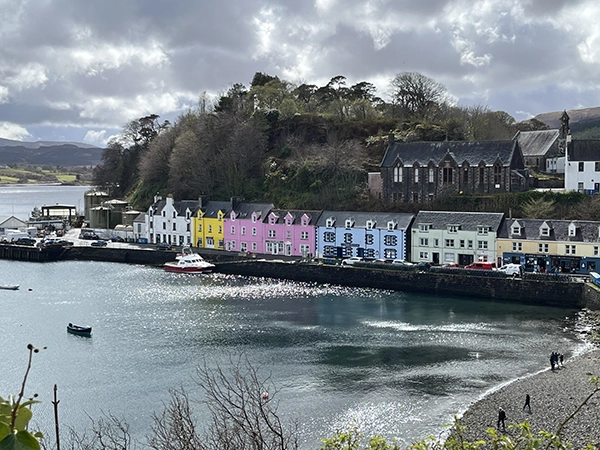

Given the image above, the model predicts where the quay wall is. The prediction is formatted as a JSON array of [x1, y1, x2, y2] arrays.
[[215, 260, 597, 310]]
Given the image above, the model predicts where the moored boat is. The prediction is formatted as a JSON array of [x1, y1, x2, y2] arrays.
[[164, 247, 215, 274], [67, 323, 92, 336], [0, 284, 19, 290]]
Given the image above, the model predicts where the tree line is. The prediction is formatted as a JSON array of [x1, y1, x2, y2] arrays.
[[93, 72, 551, 213]]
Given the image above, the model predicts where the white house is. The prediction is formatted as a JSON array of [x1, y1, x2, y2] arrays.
[[564, 139, 600, 193], [146, 195, 198, 246], [411, 211, 504, 266]]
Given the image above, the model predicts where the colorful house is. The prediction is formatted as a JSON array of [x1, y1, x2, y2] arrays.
[[315, 211, 414, 261], [194, 200, 232, 250], [224, 202, 274, 253], [146, 195, 198, 246], [262, 209, 322, 257]]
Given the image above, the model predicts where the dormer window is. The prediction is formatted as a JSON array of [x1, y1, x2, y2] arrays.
[[366, 220, 375, 230], [511, 225, 521, 235], [326, 218, 335, 228], [447, 225, 459, 233], [345, 219, 354, 229], [419, 224, 431, 232], [540, 226, 550, 237], [302, 217, 308, 226], [387, 221, 396, 231], [477, 226, 489, 235], [285, 218, 292, 226], [568, 223, 578, 237], [269, 215, 277, 225]]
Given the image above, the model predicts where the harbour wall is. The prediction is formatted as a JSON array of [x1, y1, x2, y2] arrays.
[[3, 245, 600, 310]]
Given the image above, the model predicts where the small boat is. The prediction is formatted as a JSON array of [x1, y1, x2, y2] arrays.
[[0, 285, 19, 290], [164, 247, 215, 274], [67, 323, 92, 337]]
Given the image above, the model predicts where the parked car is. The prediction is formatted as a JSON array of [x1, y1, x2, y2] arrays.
[[442, 262, 460, 268], [79, 232, 99, 240], [90, 240, 108, 247], [341, 256, 364, 266], [391, 259, 415, 266], [110, 236, 125, 242], [465, 261, 496, 270], [14, 237, 36, 246], [497, 263, 523, 276], [155, 242, 173, 251]]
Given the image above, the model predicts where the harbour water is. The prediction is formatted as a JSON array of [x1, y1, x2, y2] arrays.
[[0, 186, 593, 448]]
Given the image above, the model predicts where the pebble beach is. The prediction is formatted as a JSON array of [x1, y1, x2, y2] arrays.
[[456, 349, 600, 449]]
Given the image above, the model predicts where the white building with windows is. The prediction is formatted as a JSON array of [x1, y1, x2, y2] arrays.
[[145, 195, 198, 246], [564, 139, 600, 193], [411, 211, 504, 266]]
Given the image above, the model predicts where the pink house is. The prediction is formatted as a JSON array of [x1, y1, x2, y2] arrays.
[[263, 209, 322, 257], [224, 202, 274, 254]]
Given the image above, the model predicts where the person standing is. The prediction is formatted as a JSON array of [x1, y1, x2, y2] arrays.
[[497, 407, 507, 431], [523, 394, 531, 412]]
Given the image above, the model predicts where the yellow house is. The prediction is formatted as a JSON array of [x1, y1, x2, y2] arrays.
[[497, 218, 600, 273], [193, 200, 232, 250]]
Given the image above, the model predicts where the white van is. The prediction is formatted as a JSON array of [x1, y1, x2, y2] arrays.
[[498, 263, 523, 276]]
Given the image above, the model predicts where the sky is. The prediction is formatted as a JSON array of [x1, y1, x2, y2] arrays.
[[1, 0, 599, 147]]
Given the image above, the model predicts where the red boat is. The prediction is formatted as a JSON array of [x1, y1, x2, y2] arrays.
[[164, 248, 215, 274]]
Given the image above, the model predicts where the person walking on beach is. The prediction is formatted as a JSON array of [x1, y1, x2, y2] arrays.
[[523, 394, 531, 413], [559, 353, 564, 367], [497, 407, 507, 431]]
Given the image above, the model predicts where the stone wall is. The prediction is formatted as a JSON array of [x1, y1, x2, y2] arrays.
[[215, 261, 589, 309]]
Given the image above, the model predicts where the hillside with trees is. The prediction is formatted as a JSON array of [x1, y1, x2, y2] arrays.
[[92, 71, 591, 216]]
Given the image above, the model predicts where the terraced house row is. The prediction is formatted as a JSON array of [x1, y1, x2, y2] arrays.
[[134, 195, 600, 275]]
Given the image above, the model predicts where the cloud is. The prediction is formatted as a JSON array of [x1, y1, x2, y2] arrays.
[[0, 122, 32, 141], [0, 0, 600, 143]]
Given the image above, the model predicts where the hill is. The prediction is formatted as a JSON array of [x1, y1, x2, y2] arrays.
[[534, 107, 600, 138], [0, 139, 103, 166]]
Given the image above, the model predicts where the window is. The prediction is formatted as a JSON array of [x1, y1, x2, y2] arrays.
[[568, 225, 576, 237], [301, 231, 308, 240], [428, 168, 435, 182], [477, 226, 489, 235], [384, 235, 397, 246], [324, 232, 335, 242], [366, 220, 374, 230], [393, 165, 403, 183], [252, 227, 257, 236], [419, 224, 431, 232], [494, 165, 502, 185], [434, 238, 439, 247], [326, 218, 335, 227], [286, 231, 291, 239], [467, 240, 473, 249], [414, 167, 419, 183], [565, 245, 576, 254], [512, 242, 522, 251], [365, 234, 374, 245], [579, 162, 584, 172], [323, 245, 336, 256], [443, 167, 453, 183], [252, 242, 257, 251], [445, 239, 455, 247], [596, 162, 600, 172], [463, 167, 469, 183], [241, 226, 246, 235], [460, 240, 465, 248], [230, 241, 236, 250], [419, 238, 429, 246], [172, 211, 176, 218], [540, 227, 550, 237], [479, 166, 485, 183], [208, 225, 212, 233], [478, 241, 488, 250], [578, 182, 584, 191], [218, 226, 222, 234], [344, 233, 353, 244], [384, 249, 397, 259], [241, 242, 247, 252], [162, 223, 166, 230], [448, 225, 459, 233], [345, 219, 354, 228], [419, 251, 429, 259], [538, 243, 548, 253], [511, 226, 521, 235], [172, 223, 176, 231], [595, 246, 599, 256], [268, 230, 276, 238], [231, 226, 235, 234]]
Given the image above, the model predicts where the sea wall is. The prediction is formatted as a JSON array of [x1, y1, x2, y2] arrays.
[[215, 260, 591, 309]]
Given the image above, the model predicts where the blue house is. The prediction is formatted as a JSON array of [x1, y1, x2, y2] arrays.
[[315, 211, 415, 261]]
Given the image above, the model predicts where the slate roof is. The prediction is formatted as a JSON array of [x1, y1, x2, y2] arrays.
[[266, 209, 323, 225], [202, 200, 233, 218], [567, 140, 600, 162], [177, 200, 200, 215], [414, 211, 505, 231], [514, 130, 560, 157], [315, 210, 414, 230], [231, 202, 274, 220], [498, 218, 600, 243], [380, 140, 519, 167]]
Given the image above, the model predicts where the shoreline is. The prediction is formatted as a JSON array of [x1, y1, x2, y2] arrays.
[[454, 347, 600, 448]]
